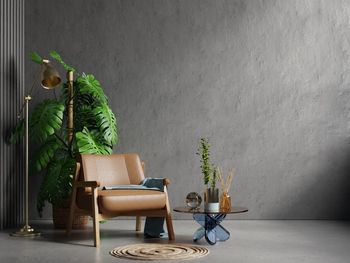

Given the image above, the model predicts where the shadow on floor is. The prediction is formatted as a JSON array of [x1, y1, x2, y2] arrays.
[[5, 221, 193, 248]]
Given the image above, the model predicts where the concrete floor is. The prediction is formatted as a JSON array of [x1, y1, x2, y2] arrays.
[[0, 220, 349, 263]]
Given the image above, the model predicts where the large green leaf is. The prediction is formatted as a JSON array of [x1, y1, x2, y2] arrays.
[[93, 102, 118, 145], [76, 127, 112, 154], [60, 81, 92, 106], [59, 82, 69, 104], [76, 74, 107, 103], [37, 150, 75, 216], [9, 118, 24, 144], [49, 50, 76, 72], [30, 52, 43, 64], [31, 135, 63, 172], [29, 100, 65, 143], [74, 104, 96, 132]]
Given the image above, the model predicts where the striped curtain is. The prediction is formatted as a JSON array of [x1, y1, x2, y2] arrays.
[[0, 0, 25, 229]]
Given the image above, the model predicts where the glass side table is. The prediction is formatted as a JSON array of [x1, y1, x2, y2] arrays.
[[173, 206, 248, 245]]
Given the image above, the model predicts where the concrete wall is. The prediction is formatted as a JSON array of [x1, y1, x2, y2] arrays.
[[26, 0, 350, 219]]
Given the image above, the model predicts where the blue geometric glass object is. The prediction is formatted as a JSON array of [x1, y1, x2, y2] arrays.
[[193, 226, 205, 242], [192, 214, 230, 245]]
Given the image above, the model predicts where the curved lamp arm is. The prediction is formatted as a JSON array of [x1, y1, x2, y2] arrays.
[[16, 59, 61, 118], [11, 59, 61, 237]]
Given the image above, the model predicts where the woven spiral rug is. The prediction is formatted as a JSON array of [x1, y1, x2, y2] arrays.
[[110, 243, 209, 261]]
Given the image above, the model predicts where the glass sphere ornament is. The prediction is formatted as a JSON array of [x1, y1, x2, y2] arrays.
[[186, 192, 202, 209]]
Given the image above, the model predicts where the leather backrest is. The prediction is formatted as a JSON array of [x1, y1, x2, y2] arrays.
[[80, 153, 145, 188], [124, 153, 145, 184]]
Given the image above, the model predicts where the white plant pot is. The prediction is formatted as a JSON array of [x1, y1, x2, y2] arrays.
[[205, 202, 220, 212]]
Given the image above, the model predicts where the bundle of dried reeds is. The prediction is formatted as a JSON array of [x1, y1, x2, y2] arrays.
[[217, 167, 234, 193]]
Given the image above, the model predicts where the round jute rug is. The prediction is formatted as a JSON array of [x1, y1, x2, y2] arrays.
[[110, 243, 209, 261]]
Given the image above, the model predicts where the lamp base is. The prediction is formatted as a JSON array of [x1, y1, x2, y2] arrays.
[[10, 225, 41, 237]]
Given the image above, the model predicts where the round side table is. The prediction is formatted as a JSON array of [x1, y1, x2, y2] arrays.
[[173, 206, 248, 245]]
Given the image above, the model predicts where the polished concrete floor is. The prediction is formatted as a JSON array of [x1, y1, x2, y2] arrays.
[[0, 220, 349, 263]]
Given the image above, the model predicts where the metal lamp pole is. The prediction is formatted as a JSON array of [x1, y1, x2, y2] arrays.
[[11, 60, 61, 237]]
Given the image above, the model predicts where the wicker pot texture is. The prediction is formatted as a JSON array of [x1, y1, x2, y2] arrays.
[[52, 200, 88, 229]]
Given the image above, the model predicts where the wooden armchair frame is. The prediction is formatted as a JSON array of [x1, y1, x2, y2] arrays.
[[66, 162, 175, 247]]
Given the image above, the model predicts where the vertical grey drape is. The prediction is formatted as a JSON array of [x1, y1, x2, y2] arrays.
[[0, 0, 25, 229]]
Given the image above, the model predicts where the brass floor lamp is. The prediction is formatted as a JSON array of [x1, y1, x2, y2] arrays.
[[11, 59, 61, 237]]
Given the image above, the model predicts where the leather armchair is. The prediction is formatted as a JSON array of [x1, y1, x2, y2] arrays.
[[66, 153, 175, 247]]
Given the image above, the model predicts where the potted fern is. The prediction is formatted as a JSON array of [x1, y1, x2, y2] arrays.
[[197, 138, 219, 212], [11, 51, 118, 228]]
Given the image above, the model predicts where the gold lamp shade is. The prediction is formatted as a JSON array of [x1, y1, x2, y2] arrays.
[[41, 59, 61, 89]]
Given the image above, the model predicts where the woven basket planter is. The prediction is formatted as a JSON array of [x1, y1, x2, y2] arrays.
[[52, 200, 88, 229]]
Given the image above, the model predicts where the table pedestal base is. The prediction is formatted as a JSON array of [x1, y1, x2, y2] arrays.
[[192, 214, 230, 245]]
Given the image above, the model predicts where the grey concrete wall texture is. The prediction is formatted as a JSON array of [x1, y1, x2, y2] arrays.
[[25, 0, 350, 219]]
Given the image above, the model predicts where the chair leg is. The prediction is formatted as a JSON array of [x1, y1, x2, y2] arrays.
[[166, 214, 175, 241], [163, 185, 175, 241], [136, 216, 142, 231], [92, 188, 100, 247]]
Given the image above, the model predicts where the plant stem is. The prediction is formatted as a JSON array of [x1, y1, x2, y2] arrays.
[[54, 133, 68, 149]]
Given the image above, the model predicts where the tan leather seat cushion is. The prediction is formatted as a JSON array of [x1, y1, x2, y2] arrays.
[[77, 189, 166, 214]]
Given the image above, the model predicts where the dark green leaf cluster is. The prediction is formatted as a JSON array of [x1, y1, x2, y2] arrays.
[[37, 150, 75, 216], [74, 73, 118, 152], [76, 127, 112, 154], [9, 118, 24, 144], [32, 135, 62, 171], [30, 52, 42, 64], [77, 73, 107, 103], [10, 51, 118, 216], [29, 100, 65, 143], [49, 50, 76, 72], [30, 50, 76, 73]]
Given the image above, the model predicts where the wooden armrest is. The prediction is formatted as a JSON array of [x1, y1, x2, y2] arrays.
[[75, 181, 100, 188], [163, 178, 171, 186]]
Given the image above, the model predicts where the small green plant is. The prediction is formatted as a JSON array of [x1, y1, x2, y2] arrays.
[[197, 138, 217, 189], [211, 166, 218, 189]]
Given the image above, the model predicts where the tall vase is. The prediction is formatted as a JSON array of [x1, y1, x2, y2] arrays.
[[204, 188, 219, 212]]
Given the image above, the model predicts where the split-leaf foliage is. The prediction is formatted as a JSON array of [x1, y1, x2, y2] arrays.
[[11, 51, 118, 215]]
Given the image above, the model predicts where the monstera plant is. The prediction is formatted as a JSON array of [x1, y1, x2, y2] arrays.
[[11, 51, 118, 216]]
